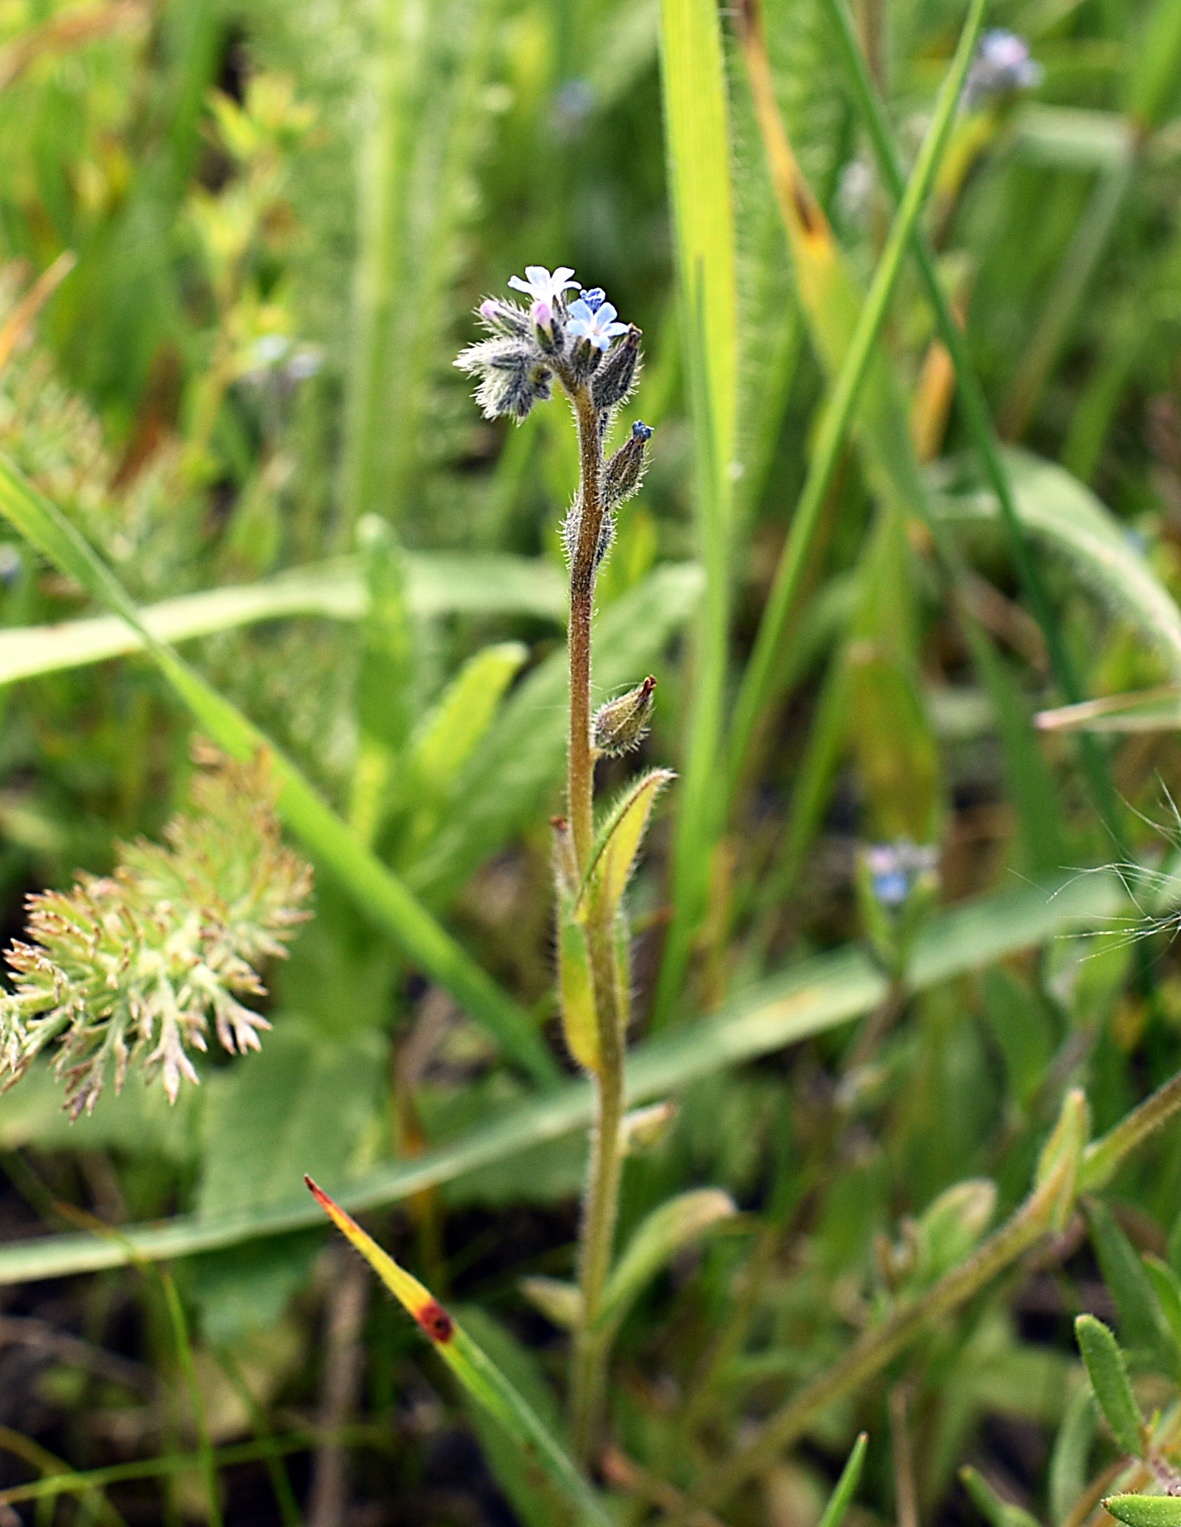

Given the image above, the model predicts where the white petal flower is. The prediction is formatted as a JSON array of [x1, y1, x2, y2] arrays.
[[566, 297, 629, 352], [507, 265, 580, 306]]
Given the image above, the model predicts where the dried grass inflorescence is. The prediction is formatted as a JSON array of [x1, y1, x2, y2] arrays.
[[0, 746, 313, 1116]]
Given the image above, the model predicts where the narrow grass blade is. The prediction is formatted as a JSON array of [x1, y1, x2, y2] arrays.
[[727, 0, 987, 795], [999, 162, 1131, 442], [653, 0, 740, 1025], [160, 1270, 223, 1527], [0, 864, 1139, 1285], [818, 1433, 868, 1527], [0, 452, 556, 1088], [934, 450, 1181, 683], [819, 0, 1129, 846], [306, 1180, 613, 1527]]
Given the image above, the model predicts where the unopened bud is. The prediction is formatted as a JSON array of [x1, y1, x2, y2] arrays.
[[592, 325, 642, 410], [593, 675, 656, 756], [603, 420, 652, 507], [531, 298, 561, 354], [621, 1099, 679, 1154]]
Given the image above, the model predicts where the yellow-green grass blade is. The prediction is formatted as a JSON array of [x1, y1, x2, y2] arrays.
[[726, 0, 986, 797], [653, 0, 741, 1024], [0, 451, 557, 1088], [0, 553, 567, 688], [0, 862, 1145, 1285], [307, 1180, 614, 1527]]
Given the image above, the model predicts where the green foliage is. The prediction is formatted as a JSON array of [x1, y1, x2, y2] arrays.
[[1074, 1314, 1145, 1457]]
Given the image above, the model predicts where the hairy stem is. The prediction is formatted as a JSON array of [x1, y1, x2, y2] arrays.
[[565, 379, 627, 1462], [567, 389, 605, 871]]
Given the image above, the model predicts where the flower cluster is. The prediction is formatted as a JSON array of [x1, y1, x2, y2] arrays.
[[864, 840, 940, 908], [0, 749, 313, 1116], [455, 264, 643, 424], [962, 30, 1043, 110]]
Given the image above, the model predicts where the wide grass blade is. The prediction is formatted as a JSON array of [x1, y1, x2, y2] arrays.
[[0, 450, 557, 1088], [306, 1179, 614, 1527], [0, 554, 566, 688], [653, 0, 741, 1025], [0, 863, 1140, 1284]]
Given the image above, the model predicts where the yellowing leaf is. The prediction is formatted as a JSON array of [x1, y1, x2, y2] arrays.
[[558, 904, 598, 1074], [582, 769, 674, 919], [306, 1179, 613, 1525]]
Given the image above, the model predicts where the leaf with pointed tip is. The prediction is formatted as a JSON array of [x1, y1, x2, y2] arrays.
[[1085, 1201, 1180, 1376], [581, 769, 675, 920], [306, 1179, 612, 1526], [596, 1188, 736, 1335], [818, 1432, 868, 1527], [961, 1466, 1044, 1527]]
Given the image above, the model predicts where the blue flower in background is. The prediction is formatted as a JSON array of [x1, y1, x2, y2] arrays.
[[865, 841, 939, 908], [963, 30, 1043, 109], [567, 296, 629, 351], [580, 288, 607, 312]]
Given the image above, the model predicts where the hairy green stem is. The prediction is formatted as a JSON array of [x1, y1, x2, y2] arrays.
[[668, 1161, 1069, 1522], [565, 383, 628, 1461]]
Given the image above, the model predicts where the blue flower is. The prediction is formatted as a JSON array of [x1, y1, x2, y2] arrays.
[[567, 296, 629, 352], [581, 288, 607, 312], [507, 265, 580, 306], [962, 30, 1043, 109], [865, 841, 939, 908]]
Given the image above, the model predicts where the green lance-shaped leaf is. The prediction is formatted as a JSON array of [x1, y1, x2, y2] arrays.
[[818, 1432, 869, 1527], [356, 516, 416, 755], [519, 1276, 581, 1331], [401, 640, 529, 856], [411, 642, 528, 798], [306, 1179, 612, 1527], [1074, 1314, 1145, 1458], [1144, 1256, 1181, 1352], [960, 1467, 1044, 1527], [1035, 1087, 1089, 1232], [912, 1179, 997, 1287], [595, 1188, 736, 1336], [1085, 1201, 1180, 1376], [1106, 1501, 1181, 1527], [581, 769, 675, 920]]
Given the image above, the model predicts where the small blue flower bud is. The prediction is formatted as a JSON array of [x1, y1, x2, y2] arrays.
[[581, 288, 606, 312], [603, 419, 652, 507]]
